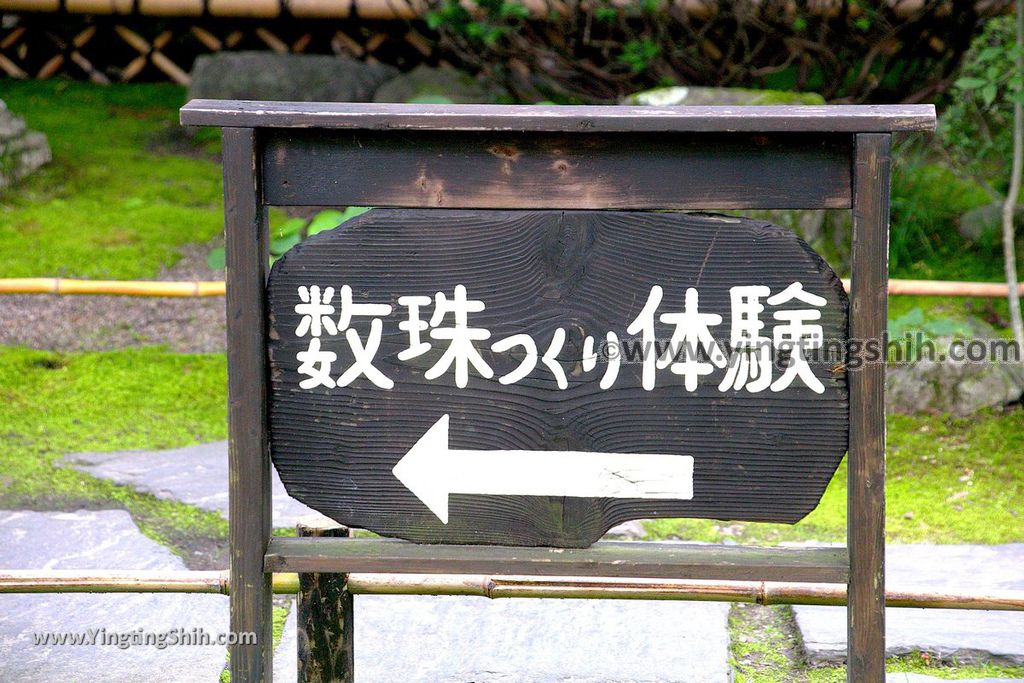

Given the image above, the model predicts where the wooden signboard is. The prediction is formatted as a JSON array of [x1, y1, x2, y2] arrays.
[[180, 100, 935, 683], [267, 209, 849, 547]]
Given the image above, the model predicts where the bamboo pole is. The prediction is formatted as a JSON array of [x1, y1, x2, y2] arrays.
[[0, 278, 225, 296], [0, 0, 1005, 20], [3, 278, 1024, 298], [841, 278, 1024, 298], [1, 569, 1023, 611]]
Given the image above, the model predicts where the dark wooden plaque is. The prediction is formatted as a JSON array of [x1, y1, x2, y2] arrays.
[[267, 209, 849, 547]]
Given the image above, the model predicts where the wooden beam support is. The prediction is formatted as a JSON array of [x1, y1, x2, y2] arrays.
[[223, 127, 273, 683], [297, 518, 354, 683], [848, 132, 892, 683]]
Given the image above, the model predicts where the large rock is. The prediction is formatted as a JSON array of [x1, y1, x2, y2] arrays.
[[188, 52, 397, 102], [373, 64, 508, 104], [886, 317, 1024, 415], [621, 85, 826, 106], [795, 544, 1024, 665], [0, 100, 50, 190], [0, 510, 230, 682]]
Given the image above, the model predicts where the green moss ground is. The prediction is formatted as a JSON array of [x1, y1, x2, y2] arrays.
[[0, 80, 223, 279], [0, 345, 228, 552], [644, 408, 1024, 545], [730, 603, 1024, 682]]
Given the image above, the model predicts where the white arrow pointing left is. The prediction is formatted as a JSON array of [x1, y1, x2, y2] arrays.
[[391, 414, 694, 524]]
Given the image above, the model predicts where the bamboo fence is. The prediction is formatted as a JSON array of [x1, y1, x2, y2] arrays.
[[2, 569, 1023, 611], [0, 0, 1004, 20]]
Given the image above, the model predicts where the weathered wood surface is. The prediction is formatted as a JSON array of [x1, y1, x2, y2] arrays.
[[297, 518, 354, 683], [261, 130, 852, 210], [267, 537, 850, 583], [180, 100, 936, 133], [223, 127, 273, 682], [847, 133, 891, 683], [266, 209, 850, 547]]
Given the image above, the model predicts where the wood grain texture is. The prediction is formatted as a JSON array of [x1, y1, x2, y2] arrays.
[[267, 537, 850, 583], [223, 127, 273, 682], [180, 100, 936, 133], [847, 133, 891, 682], [266, 209, 850, 547], [297, 520, 353, 683], [261, 130, 852, 210]]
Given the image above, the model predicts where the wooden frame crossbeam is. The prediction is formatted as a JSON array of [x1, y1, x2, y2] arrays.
[[265, 537, 850, 583]]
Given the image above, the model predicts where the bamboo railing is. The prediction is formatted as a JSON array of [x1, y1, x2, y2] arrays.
[[3, 277, 1024, 298], [1, 569, 1023, 611]]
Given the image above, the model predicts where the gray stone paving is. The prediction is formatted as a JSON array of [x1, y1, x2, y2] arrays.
[[64, 441, 315, 527], [271, 595, 730, 683], [887, 676, 1023, 683], [795, 544, 1024, 665], [0, 510, 229, 683]]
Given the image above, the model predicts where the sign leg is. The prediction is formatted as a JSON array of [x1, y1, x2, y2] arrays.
[[223, 127, 273, 682], [297, 517, 354, 683], [848, 132, 891, 682]]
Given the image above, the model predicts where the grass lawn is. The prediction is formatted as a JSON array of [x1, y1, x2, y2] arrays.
[[0, 80, 222, 279], [0, 345, 228, 555], [644, 407, 1024, 546]]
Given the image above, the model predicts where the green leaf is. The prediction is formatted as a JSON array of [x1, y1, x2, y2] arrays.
[[954, 77, 988, 90], [978, 46, 1002, 61], [206, 247, 225, 270], [982, 83, 998, 106], [270, 233, 301, 256], [274, 217, 306, 238], [307, 207, 371, 236]]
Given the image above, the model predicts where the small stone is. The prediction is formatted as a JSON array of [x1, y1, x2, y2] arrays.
[[958, 202, 1024, 243], [621, 85, 825, 106], [602, 519, 647, 540], [0, 100, 51, 190]]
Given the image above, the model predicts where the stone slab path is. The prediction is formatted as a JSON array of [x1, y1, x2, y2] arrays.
[[272, 595, 731, 683], [795, 543, 1024, 665], [888, 676, 1023, 683], [65, 441, 315, 527], [0, 510, 229, 683]]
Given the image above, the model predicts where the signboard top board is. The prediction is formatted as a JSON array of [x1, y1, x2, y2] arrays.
[[180, 100, 936, 133], [267, 209, 849, 547]]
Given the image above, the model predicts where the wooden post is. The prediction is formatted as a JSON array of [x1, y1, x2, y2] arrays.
[[297, 516, 354, 683], [848, 132, 892, 682], [223, 127, 273, 682]]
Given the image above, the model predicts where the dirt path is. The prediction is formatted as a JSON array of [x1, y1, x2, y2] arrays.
[[0, 242, 227, 354]]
